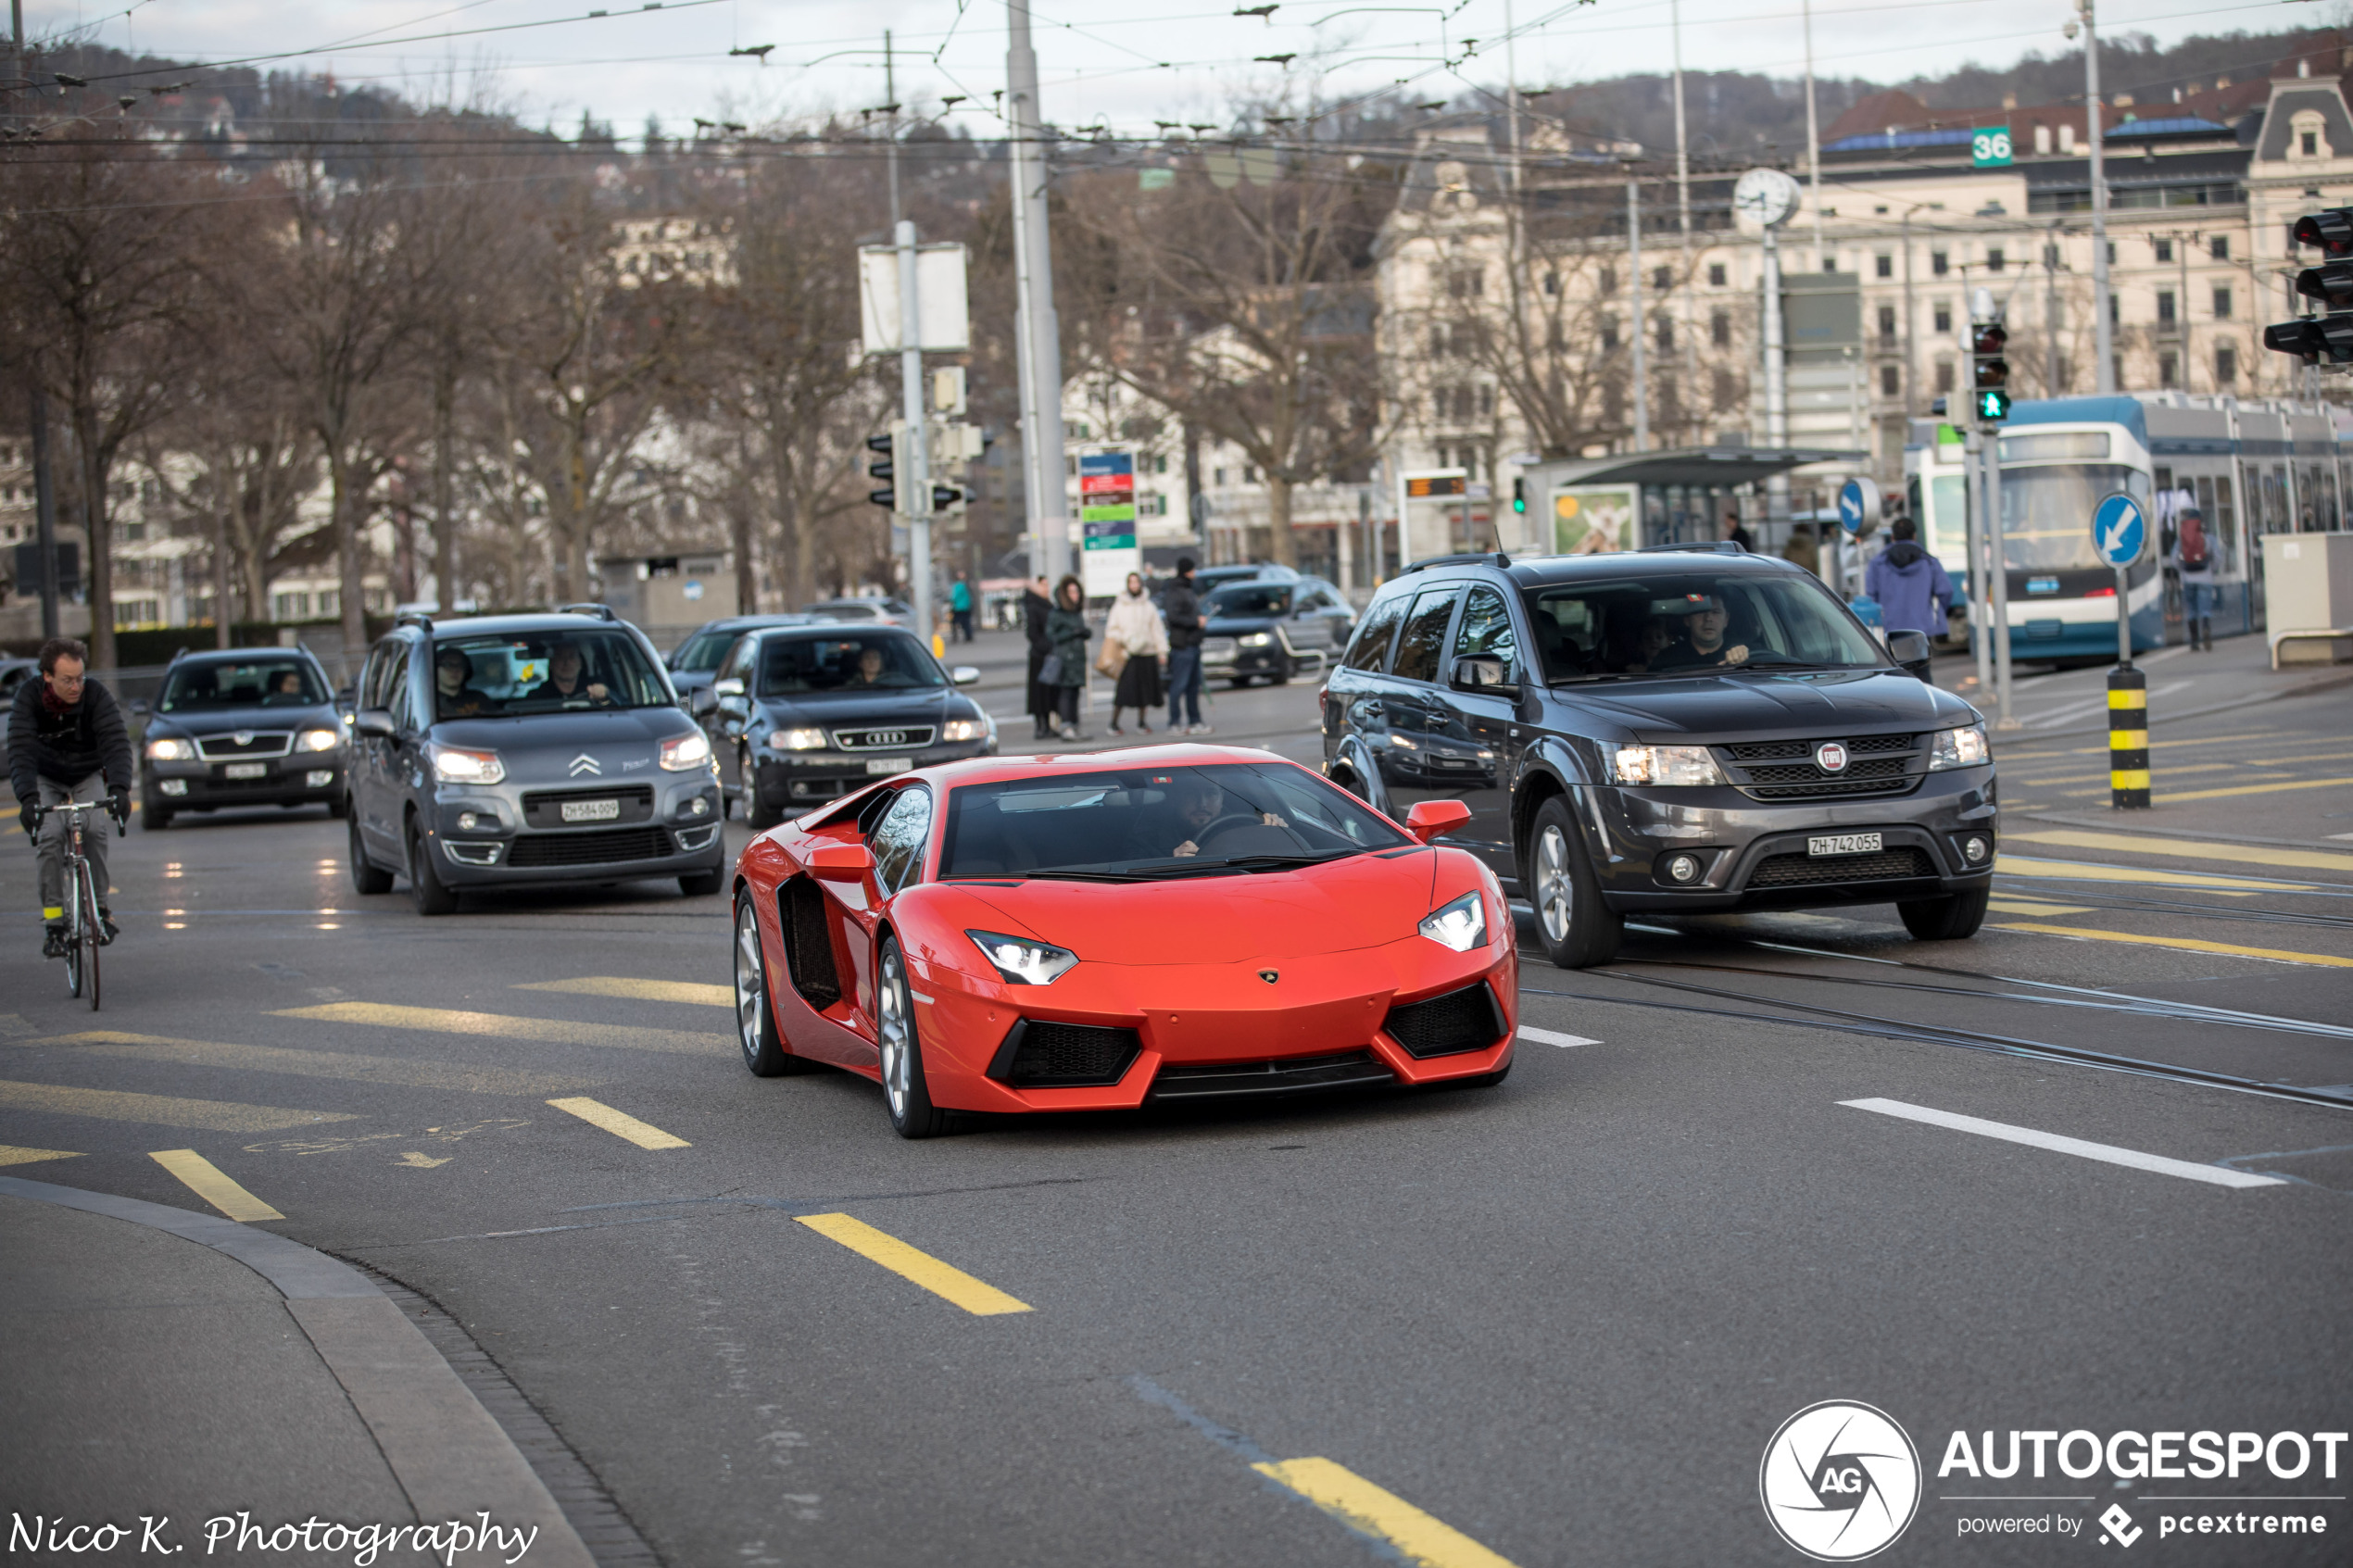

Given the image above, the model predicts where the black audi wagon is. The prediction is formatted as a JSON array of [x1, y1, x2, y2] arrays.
[[1321, 547, 1996, 967]]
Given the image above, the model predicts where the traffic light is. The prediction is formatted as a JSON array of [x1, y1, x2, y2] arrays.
[[1969, 320, 2010, 424], [2267, 207, 2353, 366], [931, 483, 965, 514], [866, 430, 897, 510], [866, 422, 917, 512], [1512, 478, 1527, 515]]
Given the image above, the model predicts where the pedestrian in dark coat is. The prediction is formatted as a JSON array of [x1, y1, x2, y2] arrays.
[[1021, 574, 1055, 739], [1045, 574, 1090, 740]]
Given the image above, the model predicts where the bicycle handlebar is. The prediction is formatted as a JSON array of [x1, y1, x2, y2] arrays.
[[31, 798, 127, 835]]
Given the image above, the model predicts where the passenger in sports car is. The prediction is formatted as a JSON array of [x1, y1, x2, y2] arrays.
[[1165, 771, 1286, 859]]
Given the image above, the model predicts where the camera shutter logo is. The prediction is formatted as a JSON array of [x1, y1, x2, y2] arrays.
[[1815, 741, 1850, 774], [1758, 1400, 1921, 1561]]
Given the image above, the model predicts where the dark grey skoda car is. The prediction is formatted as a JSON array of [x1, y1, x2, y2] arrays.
[[135, 647, 348, 829], [1322, 548, 1996, 967], [346, 608, 725, 915]]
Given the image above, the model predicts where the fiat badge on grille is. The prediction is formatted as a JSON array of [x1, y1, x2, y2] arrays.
[[1815, 741, 1849, 773]]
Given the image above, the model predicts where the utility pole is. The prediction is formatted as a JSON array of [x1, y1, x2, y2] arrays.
[[1007, 0, 1070, 584], [1763, 225, 1788, 529], [896, 219, 934, 648], [884, 31, 900, 227], [434, 330, 458, 621], [1629, 176, 1647, 453], [2081, 0, 2114, 394], [1803, 0, 1825, 270], [30, 380, 58, 640], [1671, 0, 1692, 444], [2045, 223, 2064, 393], [1902, 210, 1917, 415]]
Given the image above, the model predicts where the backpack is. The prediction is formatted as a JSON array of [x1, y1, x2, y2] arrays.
[[2178, 513, 2208, 571]]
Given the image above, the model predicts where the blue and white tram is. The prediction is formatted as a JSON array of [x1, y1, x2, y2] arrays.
[[1908, 395, 2350, 664]]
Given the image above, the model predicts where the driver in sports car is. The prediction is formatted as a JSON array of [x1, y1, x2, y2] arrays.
[[1159, 771, 1287, 859]]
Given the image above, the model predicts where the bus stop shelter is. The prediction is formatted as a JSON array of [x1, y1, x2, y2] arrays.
[[1508, 445, 1865, 557]]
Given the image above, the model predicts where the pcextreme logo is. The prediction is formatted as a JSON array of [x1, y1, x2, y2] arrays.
[[1760, 1400, 1923, 1562]]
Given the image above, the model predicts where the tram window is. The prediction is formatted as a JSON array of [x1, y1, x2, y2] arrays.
[[2214, 476, 2237, 572]]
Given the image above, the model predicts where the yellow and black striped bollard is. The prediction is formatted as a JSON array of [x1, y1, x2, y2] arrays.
[[2108, 666, 2149, 809]]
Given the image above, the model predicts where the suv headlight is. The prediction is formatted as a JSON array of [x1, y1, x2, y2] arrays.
[[1238, 632, 1275, 647], [296, 727, 341, 752], [429, 744, 505, 784], [145, 735, 194, 761], [660, 730, 712, 771], [769, 727, 828, 751], [1417, 890, 1489, 952], [967, 930, 1078, 985], [1928, 724, 1990, 771], [1611, 745, 1726, 786]]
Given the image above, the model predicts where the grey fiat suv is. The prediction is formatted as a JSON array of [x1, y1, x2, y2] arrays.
[[346, 608, 726, 915], [1322, 547, 1997, 967]]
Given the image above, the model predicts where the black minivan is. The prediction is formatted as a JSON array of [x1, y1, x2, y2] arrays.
[[1321, 547, 1996, 967], [346, 608, 726, 915]]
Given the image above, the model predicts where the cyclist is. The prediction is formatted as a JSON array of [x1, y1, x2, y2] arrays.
[[7, 637, 132, 955]]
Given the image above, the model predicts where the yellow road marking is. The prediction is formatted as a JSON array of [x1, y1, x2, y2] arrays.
[[2150, 776, 2353, 805], [0, 1079, 357, 1132], [0, 1145, 82, 1166], [1252, 1458, 1523, 1568], [2002, 830, 2353, 876], [149, 1148, 283, 1221], [1985, 897, 2095, 915], [2012, 730, 2288, 759], [2012, 761, 2243, 786], [272, 1002, 721, 1055], [513, 976, 734, 1007], [1993, 855, 2276, 894], [546, 1097, 691, 1149], [795, 1212, 1033, 1316], [32, 1031, 602, 1097], [1993, 923, 2353, 969]]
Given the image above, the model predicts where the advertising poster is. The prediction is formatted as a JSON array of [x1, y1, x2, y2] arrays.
[[1554, 484, 1636, 554]]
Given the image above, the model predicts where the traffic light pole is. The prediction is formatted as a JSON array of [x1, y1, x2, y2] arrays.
[[1965, 426, 1994, 705], [895, 219, 936, 653], [1987, 428, 2016, 728]]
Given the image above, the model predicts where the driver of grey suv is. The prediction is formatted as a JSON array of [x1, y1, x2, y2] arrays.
[[1648, 592, 1752, 672], [526, 641, 613, 706]]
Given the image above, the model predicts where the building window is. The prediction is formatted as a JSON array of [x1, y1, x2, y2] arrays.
[[1878, 304, 1897, 343], [1933, 304, 1953, 334], [2158, 290, 2176, 326], [1874, 254, 1893, 278], [1428, 326, 1448, 358], [2110, 294, 2121, 324], [1600, 319, 1619, 351], [1541, 270, 1558, 295], [2303, 130, 2320, 157], [1243, 466, 1260, 483], [1931, 251, 1949, 276], [1477, 384, 1493, 417], [1446, 267, 1483, 299], [2210, 235, 2230, 260], [1214, 467, 1227, 485], [1987, 247, 2006, 271], [1880, 364, 1901, 395], [2212, 285, 2233, 320], [273, 592, 310, 621], [1710, 308, 1730, 347], [1599, 264, 1617, 295], [2158, 351, 2180, 388], [1934, 358, 1955, 394], [2216, 344, 2238, 383], [1547, 319, 1565, 352], [1655, 319, 1673, 352], [1652, 264, 1671, 291], [1822, 257, 1838, 273], [2154, 237, 2173, 263], [1707, 262, 1727, 287]]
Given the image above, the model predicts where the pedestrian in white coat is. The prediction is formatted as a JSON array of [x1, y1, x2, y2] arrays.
[[1103, 572, 1170, 736]]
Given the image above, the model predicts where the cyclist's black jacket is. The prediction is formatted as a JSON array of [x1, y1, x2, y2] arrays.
[[7, 676, 134, 802]]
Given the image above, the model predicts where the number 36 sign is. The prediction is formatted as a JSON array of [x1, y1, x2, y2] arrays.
[[1971, 126, 2014, 168]]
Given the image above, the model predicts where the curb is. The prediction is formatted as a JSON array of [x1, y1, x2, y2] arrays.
[[0, 1175, 596, 1568]]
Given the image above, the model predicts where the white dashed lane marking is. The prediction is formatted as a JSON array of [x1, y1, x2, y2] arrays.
[[1518, 1026, 1601, 1048], [1840, 1098, 2287, 1189]]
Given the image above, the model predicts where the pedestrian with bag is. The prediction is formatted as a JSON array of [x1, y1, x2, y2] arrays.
[[8, 637, 132, 955], [1022, 573, 1056, 739], [1044, 575, 1091, 741], [1101, 571, 1168, 736], [1161, 556, 1209, 734], [950, 572, 975, 643], [1863, 516, 1954, 680], [2175, 502, 2218, 651]]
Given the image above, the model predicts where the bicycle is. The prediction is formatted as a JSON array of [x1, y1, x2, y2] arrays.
[[34, 797, 122, 1010]]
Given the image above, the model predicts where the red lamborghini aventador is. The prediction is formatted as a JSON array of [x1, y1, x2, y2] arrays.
[[729, 746, 1517, 1136]]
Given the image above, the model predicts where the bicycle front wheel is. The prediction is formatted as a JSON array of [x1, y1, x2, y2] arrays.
[[77, 859, 101, 1011]]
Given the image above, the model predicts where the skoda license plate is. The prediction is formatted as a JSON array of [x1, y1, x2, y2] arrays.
[[561, 798, 621, 823], [224, 762, 267, 780], [865, 758, 912, 775], [1807, 832, 1881, 858]]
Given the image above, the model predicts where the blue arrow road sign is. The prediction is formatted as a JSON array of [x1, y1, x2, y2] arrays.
[[2092, 492, 2146, 568], [1836, 476, 1879, 536]]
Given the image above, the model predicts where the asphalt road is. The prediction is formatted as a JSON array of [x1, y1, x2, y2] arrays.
[[4, 636, 2349, 1568]]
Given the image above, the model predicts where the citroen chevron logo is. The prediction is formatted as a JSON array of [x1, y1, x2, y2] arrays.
[[569, 754, 602, 776]]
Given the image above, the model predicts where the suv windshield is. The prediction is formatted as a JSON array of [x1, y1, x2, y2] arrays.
[[760, 633, 943, 697], [432, 630, 670, 719], [671, 629, 739, 672], [940, 763, 1409, 880], [1206, 583, 1293, 618], [1527, 571, 1887, 679], [158, 659, 328, 711]]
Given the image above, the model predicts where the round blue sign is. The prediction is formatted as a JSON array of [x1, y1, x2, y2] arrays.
[[2092, 492, 2146, 568], [1836, 476, 1880, 537]]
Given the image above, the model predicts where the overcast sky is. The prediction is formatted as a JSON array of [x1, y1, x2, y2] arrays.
[[28, 0, 2309, 144]]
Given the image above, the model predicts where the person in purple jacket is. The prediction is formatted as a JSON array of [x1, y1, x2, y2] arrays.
[[1864, 516, 1954, 675]]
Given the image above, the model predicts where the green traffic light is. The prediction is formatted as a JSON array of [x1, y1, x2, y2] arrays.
[[1976, 390, 2012, 420]]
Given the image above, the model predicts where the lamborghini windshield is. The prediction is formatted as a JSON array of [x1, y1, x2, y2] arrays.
[[938, 763, 1410, 880]]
